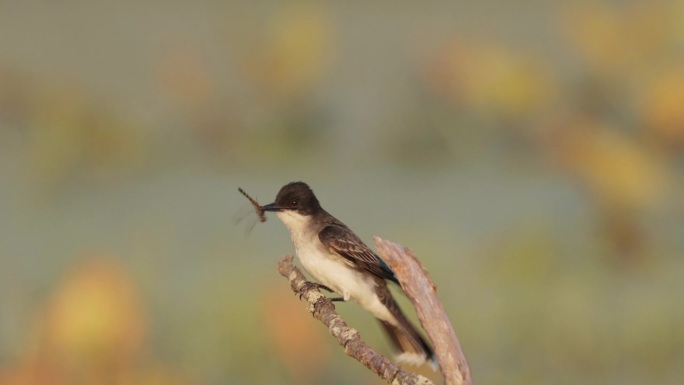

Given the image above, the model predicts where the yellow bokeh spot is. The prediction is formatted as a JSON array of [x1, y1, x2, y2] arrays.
[[46, 257, 146, 365], [641, 68, 684, 141], [426, 41, 556, 120], [246, 2, 333, 98], [560, 122, 667, 209]]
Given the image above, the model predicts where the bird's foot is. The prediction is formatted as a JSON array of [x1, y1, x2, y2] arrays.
[[298, 281, 333, 299]]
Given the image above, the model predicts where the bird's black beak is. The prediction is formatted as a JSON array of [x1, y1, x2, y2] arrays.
[[261, 203, 282, 212]]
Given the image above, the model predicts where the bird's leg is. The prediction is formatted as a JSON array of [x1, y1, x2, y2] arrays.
[[330, 290, 351, 302]]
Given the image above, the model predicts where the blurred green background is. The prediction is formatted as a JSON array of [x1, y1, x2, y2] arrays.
[[1, 1, 683, 384]]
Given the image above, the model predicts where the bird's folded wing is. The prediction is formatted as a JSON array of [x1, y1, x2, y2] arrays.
[[319, 225, 398, 283]]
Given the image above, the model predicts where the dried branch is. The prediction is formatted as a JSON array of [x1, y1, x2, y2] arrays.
[[277, 255, 433, 385], [374, 237, 472, 385]]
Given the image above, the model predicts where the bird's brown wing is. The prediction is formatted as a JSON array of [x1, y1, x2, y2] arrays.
[[318, 224, 398, 283]]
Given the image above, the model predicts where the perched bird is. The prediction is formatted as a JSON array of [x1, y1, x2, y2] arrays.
[[262, 181, 434, 366]]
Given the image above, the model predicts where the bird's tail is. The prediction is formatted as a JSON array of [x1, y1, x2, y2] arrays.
[[374, 283, 435, 368], [378, 320, 434, 366], [378, 318, 435, 368]]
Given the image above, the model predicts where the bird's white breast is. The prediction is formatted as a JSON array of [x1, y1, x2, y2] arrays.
[[275, 210, 397, 325]]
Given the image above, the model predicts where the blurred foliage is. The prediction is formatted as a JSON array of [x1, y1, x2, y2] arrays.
[[0, 1, 683, 384], [259, 286, 330, 383], [0, 257, 192, 385], [242, 2, 332, 100]]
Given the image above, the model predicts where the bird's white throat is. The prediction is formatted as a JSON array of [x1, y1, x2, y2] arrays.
[[275, 210, 312, 238]]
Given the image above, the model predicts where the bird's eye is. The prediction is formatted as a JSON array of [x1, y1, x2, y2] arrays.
[[291, 200, 297, 206]]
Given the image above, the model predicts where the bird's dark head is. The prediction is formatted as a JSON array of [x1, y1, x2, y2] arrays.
[[261, 182, 321, 216]]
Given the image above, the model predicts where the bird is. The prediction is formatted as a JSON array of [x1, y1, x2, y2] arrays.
[[261, 181, 434, 366]]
